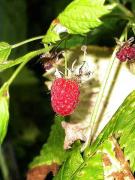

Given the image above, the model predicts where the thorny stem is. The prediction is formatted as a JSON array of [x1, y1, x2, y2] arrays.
[[11, 35, 44, 49], [81, 26, 127, 152]]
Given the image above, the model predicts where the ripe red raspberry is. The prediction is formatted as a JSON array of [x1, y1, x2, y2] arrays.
[[116, 46, 135, 62], [51, 78, 80, 116]]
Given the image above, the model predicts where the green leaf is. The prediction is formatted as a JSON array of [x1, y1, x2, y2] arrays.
[[29, 116, 67, 168], [85, 90, 135, 172], [43, 0, 109, 43], [118, 114, 135, 171], [0, 42, 11, 63], [54, 142, 84, 180], [0, 86, 9, 144], [72, 152, 103, 180], [58, 0, 108, 34], [54, 142, 103, 180]]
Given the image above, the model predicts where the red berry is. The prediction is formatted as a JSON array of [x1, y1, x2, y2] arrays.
[[51, 78, 80, 116], [116, 46, 135, 62]]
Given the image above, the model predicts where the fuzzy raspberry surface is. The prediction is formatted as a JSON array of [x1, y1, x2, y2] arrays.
[[51, 78, 80, 116], [116, 46, 135, 62]]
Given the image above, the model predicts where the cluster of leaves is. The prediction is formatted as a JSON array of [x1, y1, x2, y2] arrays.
[[28, 91, 135, 179]]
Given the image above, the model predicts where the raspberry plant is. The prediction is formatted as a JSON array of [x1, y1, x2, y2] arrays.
[[1, 0, 135, 179]]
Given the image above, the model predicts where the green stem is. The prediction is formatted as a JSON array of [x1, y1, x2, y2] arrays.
[[0, 47, 52, 90], [110, 0, 135, 20], [81, 27, 127, 152], [117, 3, 134, 19], [124, 25, 128, 41], [0, 48, 50, 72], [91, 62, 122, 143], [7, 59, 28, 86], [11, 35, 44, 49], [65, 54, 68, 76], [7, 48, 50, 86], [64, 41, 68, 77], [0, 146, 10, 180]]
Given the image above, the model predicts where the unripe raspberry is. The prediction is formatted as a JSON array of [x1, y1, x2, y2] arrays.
[[51, 78, 80, 116]]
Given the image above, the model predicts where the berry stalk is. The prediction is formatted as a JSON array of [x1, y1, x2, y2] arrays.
[[64, 52, 68, 77], [81, 26, 127, 152], [11, 35, 44, 49], [64, 40, 68, 77]]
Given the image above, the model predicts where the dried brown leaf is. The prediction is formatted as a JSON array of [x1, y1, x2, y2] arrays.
[[27, 163, 59, 180]]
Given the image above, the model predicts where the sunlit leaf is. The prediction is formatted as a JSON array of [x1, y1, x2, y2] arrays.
[[43, 0, 109, 43], [58, 0, 108, 34]]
